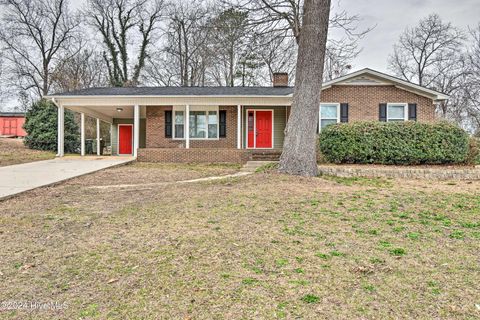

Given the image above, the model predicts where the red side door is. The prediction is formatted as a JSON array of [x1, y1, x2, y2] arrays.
[[119, 125, 133, 155], [255, 111, 272, 148], [3, 119, 17, 136]]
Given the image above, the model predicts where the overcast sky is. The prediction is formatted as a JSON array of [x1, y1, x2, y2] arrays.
[[341, 0, 479, 72]]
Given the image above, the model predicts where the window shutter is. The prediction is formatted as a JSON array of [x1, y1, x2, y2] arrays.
[[379, 104, 387, 122], [408, 103, 417, 121], [340, 103, 349, 123], [165, 110, 172, 138], [219, 110, 227, 138]]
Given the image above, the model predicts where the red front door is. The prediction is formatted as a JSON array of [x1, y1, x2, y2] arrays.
[[119, 125, 133, 155], [247, 110, 273, 148]]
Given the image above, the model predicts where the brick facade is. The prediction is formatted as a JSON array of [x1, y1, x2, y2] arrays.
[[146, 105, 237, 148], [138, 148, 251, 163], [138, 85, 438, 163], [321, 85, 436, 122]]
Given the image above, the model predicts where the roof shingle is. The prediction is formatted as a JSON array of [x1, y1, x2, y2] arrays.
[[50, 86, 294, 97]]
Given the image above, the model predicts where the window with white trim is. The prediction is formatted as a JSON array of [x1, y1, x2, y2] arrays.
[[173, 106, 219, 139], [319, 103, 340, 131], [387, 103, 408, 122]]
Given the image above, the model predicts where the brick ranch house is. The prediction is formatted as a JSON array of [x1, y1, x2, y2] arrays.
[[45, 68, 449, 163]]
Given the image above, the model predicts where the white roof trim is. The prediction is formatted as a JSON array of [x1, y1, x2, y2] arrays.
[[322, 68, 450, 101]]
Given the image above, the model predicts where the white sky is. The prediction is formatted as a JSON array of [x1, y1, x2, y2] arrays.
[[341, 0, 479, 72]]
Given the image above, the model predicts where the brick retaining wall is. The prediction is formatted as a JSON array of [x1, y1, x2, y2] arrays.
[[318, 165, 480, 180], [138, 148, 251, 164]]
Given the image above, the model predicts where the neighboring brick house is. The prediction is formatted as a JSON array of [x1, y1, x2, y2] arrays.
[[46, 69, 449, 163]]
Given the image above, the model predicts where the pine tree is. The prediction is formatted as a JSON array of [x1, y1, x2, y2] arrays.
[[23, 99, 79, 153]]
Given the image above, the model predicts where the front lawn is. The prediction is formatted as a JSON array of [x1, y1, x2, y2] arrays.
[[0, 138, 55, 167], [0, 164, 479, 319]]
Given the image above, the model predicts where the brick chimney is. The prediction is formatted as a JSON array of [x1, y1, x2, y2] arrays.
[[272, 72, 289, 87]]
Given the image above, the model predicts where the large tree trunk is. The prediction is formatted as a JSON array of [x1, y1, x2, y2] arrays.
[[278, 0, 331, 176]]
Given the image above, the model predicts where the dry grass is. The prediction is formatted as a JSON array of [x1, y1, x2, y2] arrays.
[[0, 165, 479, 319], [0, 138, 55, 167]]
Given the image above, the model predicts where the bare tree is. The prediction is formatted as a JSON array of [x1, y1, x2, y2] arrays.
[[51, 47, 109, 92], [278, 0, 331, 176], [0, 0, 78, 99], [161, 0, 212, 87], [323, 38, 357, 81], [231, 0, 369, 83], [464, 24, 480, 133], [254, 33, 297, 85], [208, 8, 250, 86], [87, 0, 166, 87], [388, 14, 465, 88]]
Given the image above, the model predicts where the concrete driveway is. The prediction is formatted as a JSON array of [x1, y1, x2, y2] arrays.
[[0, 156, 134, 200]]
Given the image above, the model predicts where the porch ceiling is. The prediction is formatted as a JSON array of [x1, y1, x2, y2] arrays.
[[65, 105, 147, 123]]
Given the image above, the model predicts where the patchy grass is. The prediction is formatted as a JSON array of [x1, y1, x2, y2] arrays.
[[0, 138, 55, 167], [0, 166, 479, 319]]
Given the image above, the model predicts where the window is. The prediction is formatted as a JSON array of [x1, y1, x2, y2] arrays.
[[173, 106, 219, 139], [319, 103, 340, 131], [174, 111, 184, 138], [387, 103, 408, 122]]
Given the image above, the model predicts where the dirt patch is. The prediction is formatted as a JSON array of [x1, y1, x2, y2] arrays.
[[0, 138, 55, 167], [0, 165, 479, 319], [65, 162, 242, 186]]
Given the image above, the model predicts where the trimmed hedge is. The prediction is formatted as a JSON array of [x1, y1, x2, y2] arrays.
[[319, 121, 470, 165]]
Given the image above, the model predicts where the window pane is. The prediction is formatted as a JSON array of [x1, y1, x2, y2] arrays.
[[175, 111, 184, 124], [321, 105, 338, 118], [208, 111, 218, 138], [208, 124, 218, 138], [321, 119, 337, 129], [174, 124, 184, 138], [388, 105, 405, 119], [190, 111, 207, 138], [208, 111, 217, 124]]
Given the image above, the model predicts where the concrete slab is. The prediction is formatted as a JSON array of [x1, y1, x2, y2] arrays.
[[0, 156, 134, 200]]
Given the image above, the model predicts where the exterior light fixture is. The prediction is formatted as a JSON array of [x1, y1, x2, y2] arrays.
[[116, 107, 123, 112]]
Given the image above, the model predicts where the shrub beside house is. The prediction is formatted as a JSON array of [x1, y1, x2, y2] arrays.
[[319, 121, 477, 165]]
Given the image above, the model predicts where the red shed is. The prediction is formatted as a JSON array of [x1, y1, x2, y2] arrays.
[[0, 112, 27, 137]]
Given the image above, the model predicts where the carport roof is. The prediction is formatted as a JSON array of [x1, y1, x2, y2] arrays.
[[50, 86, 295, 97]]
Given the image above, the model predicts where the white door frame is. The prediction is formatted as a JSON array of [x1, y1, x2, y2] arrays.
[[245, 109, 274, 149], [117, 124, 134, 155]]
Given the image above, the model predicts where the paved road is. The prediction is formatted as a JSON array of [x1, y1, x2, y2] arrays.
[[0, 157, 134, 200]]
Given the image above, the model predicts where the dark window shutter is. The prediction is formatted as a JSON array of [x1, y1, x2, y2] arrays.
[[165, 110, 172, 138], [340, 103, 349, 123], [408, 103, 417, 121], [219, 110, 227, 138], [379, 103, 387, 122]]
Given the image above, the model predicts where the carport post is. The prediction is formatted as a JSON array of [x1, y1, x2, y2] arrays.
[[133, 104, 140, 157], [80, 113, 85, 156], [96, 118, 101, 156], [185, 105, 190, 149], [57, 105, 64, 157], [237, 105, 242, 149]]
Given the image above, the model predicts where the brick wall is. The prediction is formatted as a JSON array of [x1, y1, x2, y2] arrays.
[[146, 106, 237, 148], [321, 85, 436, 122], [138, 148, 251, 163]]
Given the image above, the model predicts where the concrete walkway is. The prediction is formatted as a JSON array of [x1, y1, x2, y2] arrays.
[[0, 156, 134, 200]]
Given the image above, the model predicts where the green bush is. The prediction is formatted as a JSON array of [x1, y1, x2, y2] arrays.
[[24, 99, 79, 153], [466, 137, 480, 165], [319, 121, 470, 165]]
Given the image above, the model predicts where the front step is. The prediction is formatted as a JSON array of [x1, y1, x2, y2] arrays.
[[251, 150, 282, 161], [241, 161, 276, 172]]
